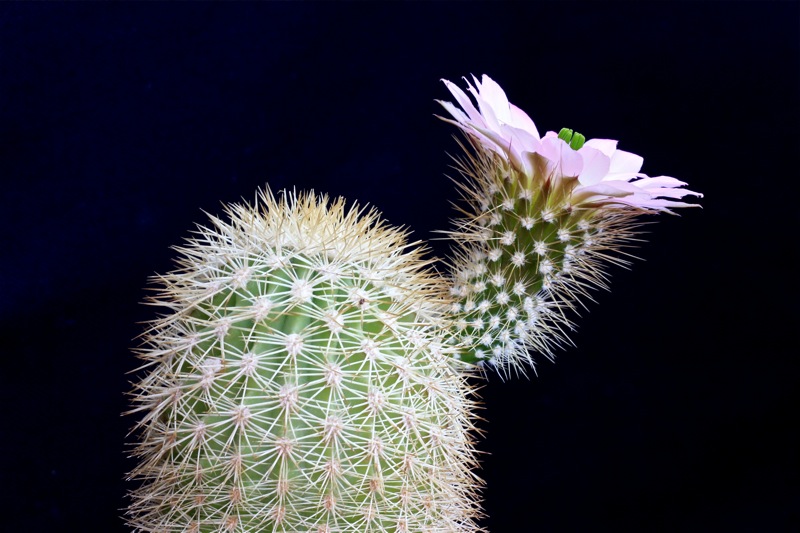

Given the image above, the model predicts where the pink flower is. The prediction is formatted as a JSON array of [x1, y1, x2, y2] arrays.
[[439, 75, 702, 212]]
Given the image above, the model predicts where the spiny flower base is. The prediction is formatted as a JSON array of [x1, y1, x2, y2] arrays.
[[127, 190, 481, 532], [449, 150, 640, 376]]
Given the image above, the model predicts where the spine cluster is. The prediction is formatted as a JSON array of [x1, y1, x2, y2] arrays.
[[127, 190, 482, 532], [447, 147, 639, 375]]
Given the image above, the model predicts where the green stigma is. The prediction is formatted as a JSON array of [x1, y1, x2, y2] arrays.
[[558, 127, 586, 150]]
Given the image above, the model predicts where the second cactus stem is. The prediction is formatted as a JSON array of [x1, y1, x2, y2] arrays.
[[446, 146, 640, 376]]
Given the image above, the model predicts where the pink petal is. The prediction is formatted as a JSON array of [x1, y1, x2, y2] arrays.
[[471, 91, 502, 133], [540, 134, 583, 177], [608, 149, 643, 174], [441, 79, 484, 124], [538, 131, 561, 161], [475, 74, 512, 124], [611, 197, 701, 211], [500, 124, 542, 154], [631, 176, 703, 200], [472, 124, 530, 173], [571, 182, 636, 204], [577, 145, 611, 186], [640, 188, 698, 199], [509, 104, 540, 139], [583, 138, 617, 157], [437, 113, 504, 156], [636, 187, 703, 200], [630, 175, 689, 188], [436, 99, 471, 125]]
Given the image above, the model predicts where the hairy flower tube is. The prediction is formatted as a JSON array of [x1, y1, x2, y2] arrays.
[[439, 75, 702, 374]]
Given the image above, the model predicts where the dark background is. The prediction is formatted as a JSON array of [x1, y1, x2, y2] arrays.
[[1, 2, 797, 532]]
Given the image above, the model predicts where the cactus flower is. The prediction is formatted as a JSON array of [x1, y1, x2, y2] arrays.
[[439, 75, 702, 373], [439, 74, 702, 213]]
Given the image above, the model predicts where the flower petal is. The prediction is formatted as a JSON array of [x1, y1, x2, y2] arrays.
[[509, 104, 540, 139], [540, 133, 583, 177], [571, 182, 636, 204], [612, 197, 701, 211], [474, 74, 512, 124], [500, 124, 542, 155], [472, 124, 532, 176], [630, 175, 690, 188], [578, 145, 611, 186], [441, 79, 484, 125], [608, 149, 643, 174], [436, 99, 471, 125], [584, 138, 617, 157], [470, 91, 502, 133]]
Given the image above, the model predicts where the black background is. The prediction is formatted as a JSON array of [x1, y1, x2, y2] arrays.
[[1, 2, 797, 532]]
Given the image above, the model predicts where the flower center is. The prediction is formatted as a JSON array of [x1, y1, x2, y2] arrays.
[[557, 128, 585, 150]]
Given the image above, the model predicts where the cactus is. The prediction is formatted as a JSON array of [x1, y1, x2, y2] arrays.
[[127, 74, 700, 532], [442, 134, 648, 375], [438, 76, 701, 375], [127, 191, 481, 532]]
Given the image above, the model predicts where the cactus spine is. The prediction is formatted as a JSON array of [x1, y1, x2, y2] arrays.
[[127, 190, 482, 532]]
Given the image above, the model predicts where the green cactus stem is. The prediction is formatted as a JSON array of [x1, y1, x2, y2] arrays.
[[127, 189, 483, 533]]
